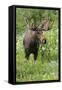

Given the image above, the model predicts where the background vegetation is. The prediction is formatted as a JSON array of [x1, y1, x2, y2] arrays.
[[16, 8, 59, 82]]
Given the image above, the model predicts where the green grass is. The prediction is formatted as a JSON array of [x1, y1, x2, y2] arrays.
[[16, 32, 59, 82]]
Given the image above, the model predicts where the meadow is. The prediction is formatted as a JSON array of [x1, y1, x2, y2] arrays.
[[16, 8, 59, 82]]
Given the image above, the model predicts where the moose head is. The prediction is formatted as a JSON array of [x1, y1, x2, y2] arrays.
[[36, 19, 51, 43], [28, 19, 51, 44]]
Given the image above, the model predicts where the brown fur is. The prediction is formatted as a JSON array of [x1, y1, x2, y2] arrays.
[[23, 29, 46, 61]]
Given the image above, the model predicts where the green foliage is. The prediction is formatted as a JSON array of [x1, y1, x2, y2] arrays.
[[16, 8, 59, 82]]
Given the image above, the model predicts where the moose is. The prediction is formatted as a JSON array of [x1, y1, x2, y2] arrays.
[[23, 19, 50, 63]]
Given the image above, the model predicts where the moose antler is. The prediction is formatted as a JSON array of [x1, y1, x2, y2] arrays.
[[24, 17, 36, 30], [38, 19, 51, 31], [24, 17, 30, 29]]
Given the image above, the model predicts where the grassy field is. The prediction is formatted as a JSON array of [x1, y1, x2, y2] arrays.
[[16, 30, 59, 82], [16, 8, 59, 82]]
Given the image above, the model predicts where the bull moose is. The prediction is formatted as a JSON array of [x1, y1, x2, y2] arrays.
[[23, 19, 50, 63]]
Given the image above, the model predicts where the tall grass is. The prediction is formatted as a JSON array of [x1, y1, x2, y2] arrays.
[[16, 30, 59, 82], [16, 8, 59, 82]]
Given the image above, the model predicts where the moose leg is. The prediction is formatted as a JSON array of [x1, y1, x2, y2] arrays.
[[25, 48, 30, 60], [34, 50, 38, 64], [40, 47, 44, 63]]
